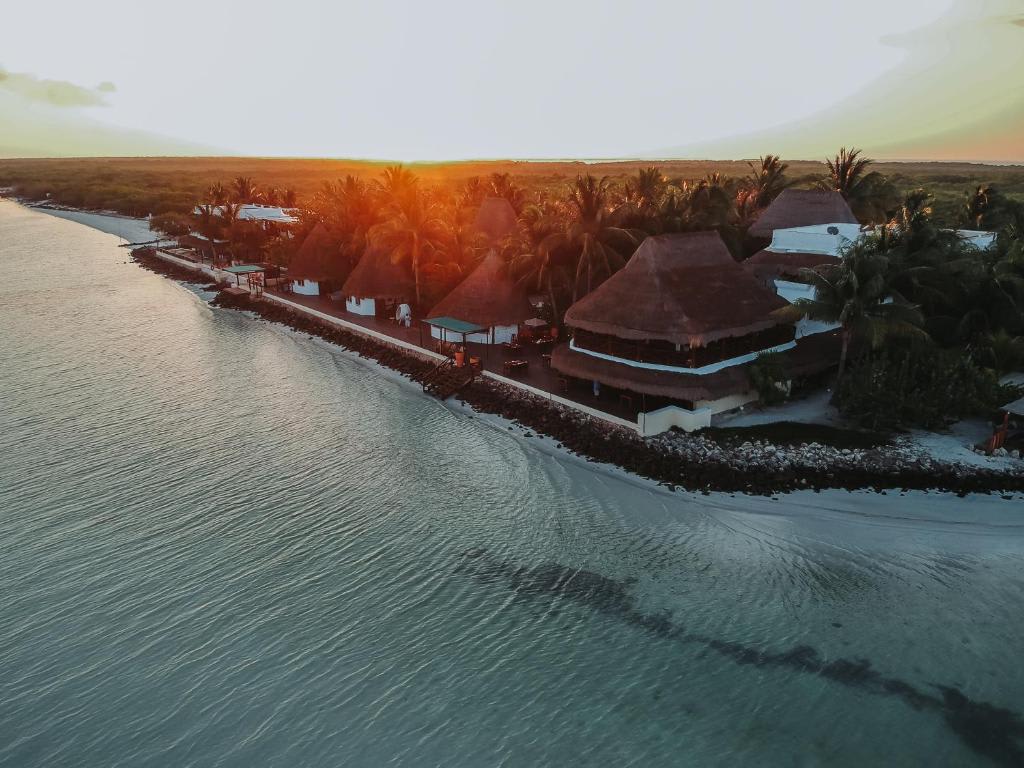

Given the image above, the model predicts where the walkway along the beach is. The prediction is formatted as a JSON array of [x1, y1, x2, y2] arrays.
[[134, 247, 1024, 497]]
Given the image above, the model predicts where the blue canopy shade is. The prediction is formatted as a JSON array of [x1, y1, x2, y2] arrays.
[[424, 316, 487, 335], [223, 265, 266, 274]]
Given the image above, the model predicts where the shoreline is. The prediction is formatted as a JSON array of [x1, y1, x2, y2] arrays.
[[130, 248, 1024, 497], [19, 200, 159, 244]]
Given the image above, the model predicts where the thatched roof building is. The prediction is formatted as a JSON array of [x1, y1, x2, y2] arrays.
[[288, 223, 341, 283], [473, 197, 518, 243], [744, 249, 836, 283], [342, 245, 413, 300], [749, 189, 858, 239], [427, 250, 532, 330], [552, 231, 841, 419], [564, 232, 789, 347], [551, 329, 839, 403]]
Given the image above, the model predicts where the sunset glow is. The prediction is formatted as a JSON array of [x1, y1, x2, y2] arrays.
[[2, 0, 1019, 161]]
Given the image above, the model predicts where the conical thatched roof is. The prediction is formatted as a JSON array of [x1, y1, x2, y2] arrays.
[[473, 197, 518, 243], [342, 245, 414, 300], [749, 189, 858, 239], [563, 232, 788, 347], [427, 250, 532, 328], [288, 223, 341, 282]]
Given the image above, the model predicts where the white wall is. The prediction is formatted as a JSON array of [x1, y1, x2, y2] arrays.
[[637, 391, 758, 436], [794, 317, 840, 338], [775, 279, 840, 338], [346, 296, 376, 316], [292, 279, 320, 296], [153, 249, 231, 283], [430, 324, 517, 345]]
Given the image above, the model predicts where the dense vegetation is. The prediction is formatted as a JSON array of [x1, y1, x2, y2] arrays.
[[787, 184, 1024, 429], [1, 154, 1022, 224], [4, 150, 1022, 431]]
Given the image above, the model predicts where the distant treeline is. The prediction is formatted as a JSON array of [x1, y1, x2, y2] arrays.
[[1, 156, 1022, 225]]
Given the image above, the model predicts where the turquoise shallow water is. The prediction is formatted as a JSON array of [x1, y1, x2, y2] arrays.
[[1, 200, 1023, 767]]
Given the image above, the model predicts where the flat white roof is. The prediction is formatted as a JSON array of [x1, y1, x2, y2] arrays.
[[1004, 397, 1024, 417], [767, 222, 865, 257], [953, 229, 997, 249], [193, 204, 298, 224]]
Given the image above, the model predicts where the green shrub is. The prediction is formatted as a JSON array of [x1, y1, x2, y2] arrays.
[[748, 351, 791, 406], [836, 339, 1018, 430]]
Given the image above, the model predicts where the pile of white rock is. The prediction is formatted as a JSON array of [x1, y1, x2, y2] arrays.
[[974, 446, 1021, 459], [650, 431, 1021, 477]]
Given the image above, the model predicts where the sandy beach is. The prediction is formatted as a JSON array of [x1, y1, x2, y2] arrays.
[[29, 205, 158, 244]]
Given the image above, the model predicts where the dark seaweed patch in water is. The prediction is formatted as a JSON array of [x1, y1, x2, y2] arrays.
[[456, 552, 1024, 766]]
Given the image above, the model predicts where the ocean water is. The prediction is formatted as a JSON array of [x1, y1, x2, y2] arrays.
[[1, 199, 1023, 767]]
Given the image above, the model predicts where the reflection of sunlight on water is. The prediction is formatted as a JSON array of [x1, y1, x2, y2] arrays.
[[1, 201, 1023, 767]]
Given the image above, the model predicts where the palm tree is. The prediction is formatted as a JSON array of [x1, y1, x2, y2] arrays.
[[369, 183, 447, 308], [683, 174, 735, 230], [888, 189, 933, 239], [781, 238, 926, 385], [746, 154, 789, 208], [540, 175, 642, 300], [621, 167, 668, 232], [817, 147, 897, 223], [193, 204, 221, 263], [509, 202, 571, 328], [459, 176, 487, 209], [312, 175, 381, 267], [488, 173, 525, 213], [942, 247, 1024, 342], [232, 176, 257, 203], [733, 186, 761, 232], [376, 165, 419, 207], [959, 184, 1018, 231], [972, 329, 1024, 375], [207, 182, 228, 206]]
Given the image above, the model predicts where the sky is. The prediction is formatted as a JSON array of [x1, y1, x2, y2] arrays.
[[1, 0, 1021, 161]]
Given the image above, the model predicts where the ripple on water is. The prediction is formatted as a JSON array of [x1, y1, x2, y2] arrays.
[[1, 201, 1023, 767]]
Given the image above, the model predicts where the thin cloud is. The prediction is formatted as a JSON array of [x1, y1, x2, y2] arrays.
[[0, 67, 113, 107]]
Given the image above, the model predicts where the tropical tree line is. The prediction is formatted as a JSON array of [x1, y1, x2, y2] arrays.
[[149, 149, 1024, 429], [148, 176, 300, 263], [784, 185, 1024, 429]]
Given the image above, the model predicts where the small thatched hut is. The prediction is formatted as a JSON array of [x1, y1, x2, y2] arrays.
[[553, 232, 836, 430], [749, 189, 858, 239], [426, 250, 533, 344], [341, 246, 414, 318], [473, 197, 519, 243], [288, 223, 340, 296]]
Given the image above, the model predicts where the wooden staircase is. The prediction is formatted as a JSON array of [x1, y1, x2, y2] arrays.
[[422, 359, 476, 400]]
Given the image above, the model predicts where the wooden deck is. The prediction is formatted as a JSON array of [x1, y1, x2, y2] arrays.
[[264, 289, 644, 425]]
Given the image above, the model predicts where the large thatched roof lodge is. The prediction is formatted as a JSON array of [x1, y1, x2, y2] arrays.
[[551, 232, 837, 432], [342, 246, 414, 318]]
